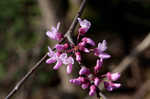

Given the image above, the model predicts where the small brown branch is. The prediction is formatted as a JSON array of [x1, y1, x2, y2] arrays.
[[113, 33, 150, 73], [65, 0, 87, 45], [133, 80, 150, 99], [5, 53, 48, 99], [5, 0, 87, 99]]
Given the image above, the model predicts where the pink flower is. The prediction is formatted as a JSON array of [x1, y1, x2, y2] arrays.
[[79, 66, 90, 76], [104, 81, 121, 91], [46, 46, 75, 73], [75, 52, 81, 63], [78, 18, 91, 35], [82, 37, 95, 46], [81, 82, 89, 89], [46, 47, 67, 70], [55, 44, 65, 51], [94, 40, 111, 60], [94, 59, 103, 73], [78, 43, 90, 53], [89, 85, 96, 96], [94, 77, 100, 86], [46, 22, 63, 41], [106, 72, 120, 81], [69, 76, 85, 85], [63, 56, 74, 74]]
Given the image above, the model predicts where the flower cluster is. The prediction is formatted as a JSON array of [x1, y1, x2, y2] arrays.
[[46, 18, 121, 96]]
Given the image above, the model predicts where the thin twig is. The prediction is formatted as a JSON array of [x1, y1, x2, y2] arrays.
[[113, 33, 150, 73], [5, 0, 87, 98], [5, 53, 48, 99]]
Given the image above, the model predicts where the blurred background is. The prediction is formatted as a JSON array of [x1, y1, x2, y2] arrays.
[[0, 0, 150, 99]]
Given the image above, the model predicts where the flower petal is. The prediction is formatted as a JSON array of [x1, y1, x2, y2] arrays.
[[66, 64, 72, 74], [98, 40, 107, 52], [53, 60, 62, 70], [99, 53, 111, 59], [46, 58, 56, 64]]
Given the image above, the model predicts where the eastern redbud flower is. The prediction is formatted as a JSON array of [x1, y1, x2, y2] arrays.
[[82, 37, 95, 46], [94, 59, 103, 73], [63, 56, 74, 74], [94, 77, 100, 86], [104, 81, 121, 91], [89, 85, 96, 96], [75, 52, 81, 63], [46, 46, 74, 74], [81, 82, 89, 89], [78, 18, 91, 35], [46, 22, 63, 41], [78, 43, 90, 53], [94, 40, 111, 60], [106, 72, 120, 81], [55, 44, 65, 51], [46, 47, 67, 70], [79, 66, 90, 76]]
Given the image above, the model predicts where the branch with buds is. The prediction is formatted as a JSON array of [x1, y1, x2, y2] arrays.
[[5, 0, 121, 99]]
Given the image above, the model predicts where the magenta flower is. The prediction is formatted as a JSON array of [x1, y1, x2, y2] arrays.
[[81, 82, 89, 89], [82, 37, 95, 46], [79, 66, 90, 76], [78, 37, 95, 53], [94, 40, 111, 60], [89, 85, 96, 96], [46, 22, 63, 41], [94, 77, 100, 87], [106, 72, 120, 81], [70, 76, 85, 85], [94, 59, 103, 73], [104, 81, 121, 91], [75, 52, 81, 63], [78, 18, 91, 35], [63, 56, 74, 74], [46, 46, 67, 70], [46, 46, 74, 74], [55, 44, 66, 51]]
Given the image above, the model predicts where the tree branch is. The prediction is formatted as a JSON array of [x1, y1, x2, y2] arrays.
[[113, 33, 150, 73], [5, 53, 48, 99], [5, 0, 87, 98]]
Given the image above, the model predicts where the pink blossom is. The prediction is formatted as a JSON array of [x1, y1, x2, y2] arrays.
[[82, 37, 95, 46], [94, 59, 103, 73], [79, 66, 90, 76], [81, 82, 89, 89], [75, 52, 81, 63], [89, 85, 96, 96], [46, 47, 67, 70], [63, 56, 74, 74], [55, 44, 65, 51], [46, 22, 63, 41], [46, 46, 74, 74], [78, 44, 90, 53], [106, 72, 120, 81], [78, 18, 91, 35], [94, 40, 111, 60], [104, 81, 121, 91], [94, 77, 100, 86]]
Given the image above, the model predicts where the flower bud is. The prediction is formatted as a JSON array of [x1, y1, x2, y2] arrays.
[[106, 72, 120, 81], [94, 77, 100, 86], [82, 37, 95, 46], [94, 59, 102, 73], [79, 67, 90, 76], [89, 85, 96, 96], [81, 82, 89, 90], [75, 52, 81, 62]]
